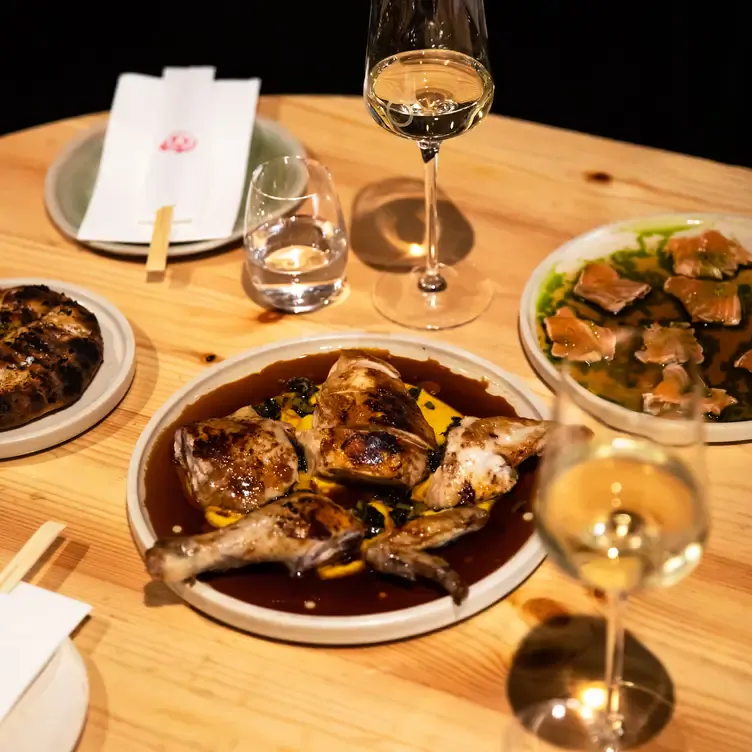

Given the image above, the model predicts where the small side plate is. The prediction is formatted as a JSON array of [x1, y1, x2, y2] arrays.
[[519, 213, 752, 444], [44, 116, 306, 257], [0, 639, 89, 752], [0, 278, 136, 458]]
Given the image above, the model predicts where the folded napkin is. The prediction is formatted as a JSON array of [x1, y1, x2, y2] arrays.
[[0, 583, 91, 723], [77, 66, 261, 244]]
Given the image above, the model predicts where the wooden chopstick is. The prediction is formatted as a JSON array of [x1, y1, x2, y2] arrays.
[[145, 205, 174, 275], [0, 521, 66, 594]]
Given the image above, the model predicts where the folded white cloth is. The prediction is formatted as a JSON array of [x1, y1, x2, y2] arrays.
[[78, 66, 260, 243], [0, 583, 91, 723]]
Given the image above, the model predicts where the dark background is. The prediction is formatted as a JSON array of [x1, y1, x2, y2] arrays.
[[2, 3, 749, 167]]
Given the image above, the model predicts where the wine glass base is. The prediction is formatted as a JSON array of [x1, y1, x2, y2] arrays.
[[507, 681, 687, 751], [372, 262, 493, 330]]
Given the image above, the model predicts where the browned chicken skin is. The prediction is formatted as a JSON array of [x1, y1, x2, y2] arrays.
[[145, 492, 364, 582], [426, 416, 553, 509], [174, 405, 300, 514], [300, 350, 437, 487], [0, 286, 104, 430], [364, 507, 489, 604]]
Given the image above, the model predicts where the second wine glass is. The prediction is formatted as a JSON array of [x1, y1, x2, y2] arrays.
[[364, 0, 494, 330], [511, 358, 709, 750]]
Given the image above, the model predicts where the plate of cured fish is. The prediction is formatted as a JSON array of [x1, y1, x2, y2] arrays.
[[127, 332, 549, 644], [519, 213, 752, 443]]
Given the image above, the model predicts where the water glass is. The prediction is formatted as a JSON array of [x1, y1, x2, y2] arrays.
[[244, 156, 348, 313]]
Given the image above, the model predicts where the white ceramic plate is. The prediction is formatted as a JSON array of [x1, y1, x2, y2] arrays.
[[519, 213, 752, 444], [0, 278, 136, 458], [44, 116, 306, 257], [127, 332, 547, 645], [0, 639, 89, 752]]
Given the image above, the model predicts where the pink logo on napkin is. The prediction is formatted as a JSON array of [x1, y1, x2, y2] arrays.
[[159, 131, 197, 153]]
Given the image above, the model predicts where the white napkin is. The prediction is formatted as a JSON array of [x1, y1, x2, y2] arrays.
[[77, 66, 261, 243], [0, 583, 91, 723]]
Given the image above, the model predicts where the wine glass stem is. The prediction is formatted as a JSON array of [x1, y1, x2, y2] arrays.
[[418, 142, 447, 293], [604, 591, 627, 736]]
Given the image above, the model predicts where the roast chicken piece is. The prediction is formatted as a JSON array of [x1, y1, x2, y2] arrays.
[[145, 492, 364, 582], [0, 286, 104, 430], [426, 416, 554, 509], [299, 350, 437, 487], [364, 506, 489, 604], [174, 405, 300, 514]]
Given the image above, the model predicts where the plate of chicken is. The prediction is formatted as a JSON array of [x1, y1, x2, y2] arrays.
[[0, 279, 136, 458], [519, 213, 752, 443], [127, 333, 549, 644]]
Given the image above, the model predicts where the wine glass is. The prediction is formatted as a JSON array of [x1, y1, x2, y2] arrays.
[[511, 359, 708, 750], [364, 0, 495, 330]]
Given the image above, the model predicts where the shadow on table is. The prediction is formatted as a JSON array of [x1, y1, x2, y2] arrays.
[[349, 177, 474, 272], [506, 614, 677, 750], [143, 580, 183, 608]]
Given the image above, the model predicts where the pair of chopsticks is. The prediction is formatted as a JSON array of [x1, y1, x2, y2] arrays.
[[0, 522, 66, 594], [145, 205, 174, 277]]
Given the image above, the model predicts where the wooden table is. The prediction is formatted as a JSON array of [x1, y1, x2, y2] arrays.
[[1, 96, 751, 752]]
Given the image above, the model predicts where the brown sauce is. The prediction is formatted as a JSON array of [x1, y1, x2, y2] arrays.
[[143, 350, 537, 617]]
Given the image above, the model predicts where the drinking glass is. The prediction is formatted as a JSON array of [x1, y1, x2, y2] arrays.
[[512, 360, 708, 750], [244, 156, 348, 313], [364, 0, 494, 330]]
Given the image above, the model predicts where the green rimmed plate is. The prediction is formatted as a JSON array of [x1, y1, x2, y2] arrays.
[[44, 116, 306, 257]]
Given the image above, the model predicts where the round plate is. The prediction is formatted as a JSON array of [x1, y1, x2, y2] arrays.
[[0, 278, 136, 458], [0, 639, 89, 752], [126, 332, 547, 645], [44, 116, 306, 257], [519, 213, 752, 444]]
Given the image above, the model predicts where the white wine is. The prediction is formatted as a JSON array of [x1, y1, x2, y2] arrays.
[[537, 438, 707, 594], [365, 49, 494, 142]]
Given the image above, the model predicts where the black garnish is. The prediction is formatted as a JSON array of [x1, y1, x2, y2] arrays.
[[423, 400, 435, 410], [254, 397, 281, 420], [407, 386, 421, 400], [427, 445, 446, 472], [441, 416, 462, 436], [363, 504, 386, 538], [286, 377, 319, 399], [292, 440, 308, 472], [390, 505, 411, 528], [291, 396, 315, 417]]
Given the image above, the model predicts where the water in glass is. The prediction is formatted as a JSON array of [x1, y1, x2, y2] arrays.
[[244, 156, 347, 313]]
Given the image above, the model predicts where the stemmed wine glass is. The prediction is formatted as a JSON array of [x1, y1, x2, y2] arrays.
[[364, 0, 495, 330], [512, 358, 709, 750]]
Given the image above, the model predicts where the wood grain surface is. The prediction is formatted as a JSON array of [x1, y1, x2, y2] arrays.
[[1, 96, 751, 751]]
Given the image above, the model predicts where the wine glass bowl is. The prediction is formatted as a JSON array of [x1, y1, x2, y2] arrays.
[[364, 0, 495, 329]]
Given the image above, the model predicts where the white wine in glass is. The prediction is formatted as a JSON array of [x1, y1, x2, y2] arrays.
[[364, 0, 495, 330], [511, 359, 708, 751]]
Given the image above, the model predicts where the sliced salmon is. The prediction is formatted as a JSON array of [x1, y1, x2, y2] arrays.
[[665, 230, 752, 280], [543, 306, 616, 362], [634, 323, 704, 365], [642, 364, 737, 417], [573, 262, 651, 314], [734, 350, 752, 372], [663, 276, 741, 326]]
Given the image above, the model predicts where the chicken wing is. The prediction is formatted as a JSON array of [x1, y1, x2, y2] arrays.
[[300, 350, 437, 487], [145, 492, 364, 582], [426, 416, 553, 509], [174, 405, 300, 514], [364, 506, 489, 604]]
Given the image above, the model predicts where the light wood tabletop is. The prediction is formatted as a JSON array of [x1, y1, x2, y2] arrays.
[[1, 95, 751, 752]]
